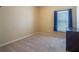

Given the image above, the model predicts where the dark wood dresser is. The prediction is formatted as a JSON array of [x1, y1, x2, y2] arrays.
[[66, 30, 79, 52]]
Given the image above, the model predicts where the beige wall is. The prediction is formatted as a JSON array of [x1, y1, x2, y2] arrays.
[[0, 14, 3, 42], [0, 6, 38, 45], [38, 6, 76, 35]]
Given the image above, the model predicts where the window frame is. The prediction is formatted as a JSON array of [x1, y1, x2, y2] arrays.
[[54, 9, 73, 32]]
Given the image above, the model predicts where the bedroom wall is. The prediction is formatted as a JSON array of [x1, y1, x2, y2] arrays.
[[0, 6, 38, 45], [0, 14, 3, 43], [38, 6, 76, 35]]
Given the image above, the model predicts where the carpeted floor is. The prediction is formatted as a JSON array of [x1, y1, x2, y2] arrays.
[[0, 33, 66, 52]]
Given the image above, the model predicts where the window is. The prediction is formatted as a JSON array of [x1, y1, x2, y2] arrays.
[[54, 9, 72, 32], [77, 7, 79, 29]]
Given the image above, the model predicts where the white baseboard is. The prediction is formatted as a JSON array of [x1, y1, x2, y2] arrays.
[[36, 32, 66, 38], [0, 33, 35, 47], [36, 32, 52, 35]]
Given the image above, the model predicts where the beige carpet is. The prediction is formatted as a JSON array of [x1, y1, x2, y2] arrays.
[[0, 33, 66, 52]]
